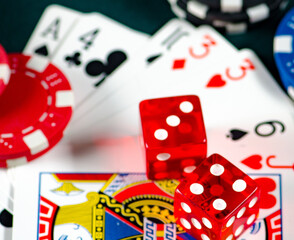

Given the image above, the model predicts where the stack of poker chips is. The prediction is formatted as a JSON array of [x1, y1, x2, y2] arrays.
[[274, 7, 294, 101], [0, 44, 74, 168], [167, 0, 289, 34]]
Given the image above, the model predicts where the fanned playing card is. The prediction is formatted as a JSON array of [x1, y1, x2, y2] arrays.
[[0, 206, 12, 240], [23, 4, 149, 128], [51, 12, 149, 110], [12, 172, 287, 240], [75, 48, 294, 139], [23, 5, 81, 60], [68, 24, 240, 139], [0, 170, 13, 214], [0, 171, 13, 240], [69, 18, 196, 126]]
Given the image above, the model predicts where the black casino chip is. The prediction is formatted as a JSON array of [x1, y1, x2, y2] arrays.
[[167, 0, 289, 34]]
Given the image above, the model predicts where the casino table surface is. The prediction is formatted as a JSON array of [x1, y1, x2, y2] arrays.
[[0, 0, 294, 91]]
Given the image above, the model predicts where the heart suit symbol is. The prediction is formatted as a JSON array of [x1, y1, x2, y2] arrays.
[[206, 74, 226, 88], [241, 155, 263, 170]]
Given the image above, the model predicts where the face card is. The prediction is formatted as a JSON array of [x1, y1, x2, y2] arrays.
[[11, 172, 289, 240], [241, 174, 284, 240], [12, 173, 169, 240], [23, 5, 81, 60], [69, 18, 195, 126], [51, 12, 149, 110], [68, 24, 239, 139], [10, 137, 145, 239]]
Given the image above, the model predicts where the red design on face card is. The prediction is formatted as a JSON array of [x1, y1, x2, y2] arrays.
[[265, 209, 282, 240], [255, 177, 277, 210], [39, 196, 59, 240]]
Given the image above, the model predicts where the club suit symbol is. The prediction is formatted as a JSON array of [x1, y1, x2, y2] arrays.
[[65, 52, 82, 66], [85, 50, 127, 87]]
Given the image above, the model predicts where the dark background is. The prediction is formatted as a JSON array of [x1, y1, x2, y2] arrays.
[[0, 0, 293, 89]]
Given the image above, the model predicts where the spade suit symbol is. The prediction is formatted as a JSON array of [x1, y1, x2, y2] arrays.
[[34, 45, 49, 56], [226, 129, 248, 141]]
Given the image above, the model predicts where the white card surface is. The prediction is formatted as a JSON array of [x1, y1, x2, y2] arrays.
[[0, 170, 13, 213], [69, 19, 196, 127], [69, 24, 240, 139], [52, 12, 149, 109], [75, 49, 294, 139]]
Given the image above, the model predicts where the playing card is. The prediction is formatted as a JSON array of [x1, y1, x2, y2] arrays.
[[201, 50, 294, 171], [240, 174, 284, 240], [0, 170, 14, 213], [11, 171, 289, 240], [73, 48, 294, 141], [68, 24, 240, 139], [23, 5, 81, 60], [10, 136, 144, 239], [69, 18, 196, 127], [203, 52, 294, 239], [0, 170, 13, 240], [71, 26, 238, 138], [208, 117, 294, 172], [0, 205, 12, 240], [51, 12, 149, 111]]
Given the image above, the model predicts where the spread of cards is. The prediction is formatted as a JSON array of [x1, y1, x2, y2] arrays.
[[0, 2, 294, 240]]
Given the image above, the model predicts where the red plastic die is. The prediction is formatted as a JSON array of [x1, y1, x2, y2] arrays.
[[174, 154, 260, 240], [139, 95, 207, 180]]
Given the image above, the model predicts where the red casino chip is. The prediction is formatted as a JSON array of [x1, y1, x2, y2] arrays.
[[0, 44, 10, 95], [0, 54, 74, 167]]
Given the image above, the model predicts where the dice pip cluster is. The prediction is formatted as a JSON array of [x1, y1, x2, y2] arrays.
[[139, 95, 261, 240]]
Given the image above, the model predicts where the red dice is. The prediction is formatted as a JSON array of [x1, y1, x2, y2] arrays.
[[174, 154, 260, 240], [139, 95, 207, 180]]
